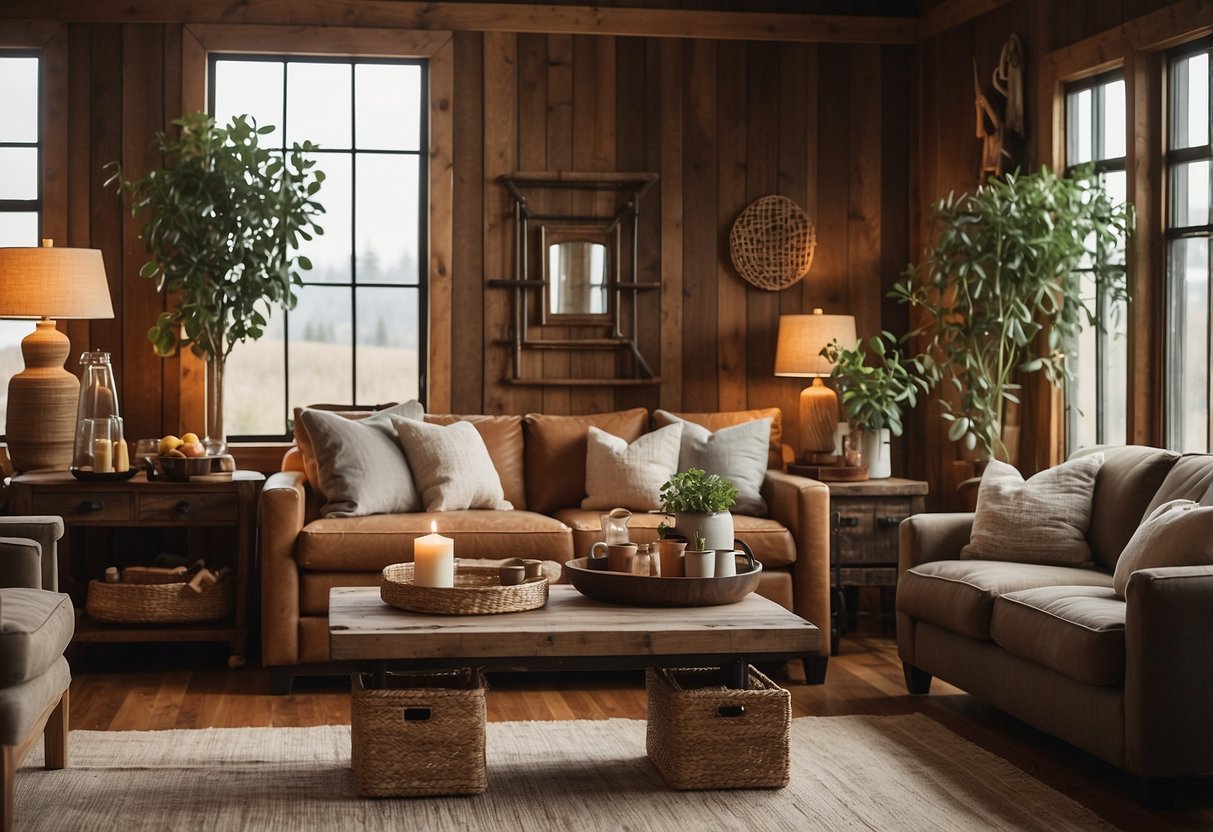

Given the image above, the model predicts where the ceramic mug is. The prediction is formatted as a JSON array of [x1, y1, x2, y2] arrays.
[[657, 539, 687, 578], [713, 549, 738, 578], [522, 559, 543, 579], [590, 541, 637, 573], [683, 550, 715, 578]]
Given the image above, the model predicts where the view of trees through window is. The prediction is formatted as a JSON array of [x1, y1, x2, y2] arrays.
[[209, 55, 427, 438]]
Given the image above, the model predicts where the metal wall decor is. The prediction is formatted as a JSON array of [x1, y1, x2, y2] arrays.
[[729, 195, 817, 291]]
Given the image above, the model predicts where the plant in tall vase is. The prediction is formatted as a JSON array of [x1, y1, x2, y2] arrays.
[[893, 165, 1132, 463], [106, 112, 326, 453], [658, 468, 739, 551], [820, 332, 928, 479]]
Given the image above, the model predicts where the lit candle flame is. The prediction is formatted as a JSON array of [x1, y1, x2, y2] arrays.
[[430, 519, 438, 534]]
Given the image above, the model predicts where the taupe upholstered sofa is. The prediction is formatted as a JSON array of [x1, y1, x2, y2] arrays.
[[897, 446, 1213, 795], [260, 407, 831, 693]]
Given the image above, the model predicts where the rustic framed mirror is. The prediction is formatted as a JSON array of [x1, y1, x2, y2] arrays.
[[541, 223, 619, 324]]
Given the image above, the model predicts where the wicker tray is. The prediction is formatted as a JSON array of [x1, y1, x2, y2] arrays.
[[381, 563, 548, 615], [86, 577, 235, 624], [646, 665, 790, 790]]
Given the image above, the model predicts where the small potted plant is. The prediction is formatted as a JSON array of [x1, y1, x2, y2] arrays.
[[682, 532, 715, 578], [820, 332, 927, 478], [658, 468, 738, 552]]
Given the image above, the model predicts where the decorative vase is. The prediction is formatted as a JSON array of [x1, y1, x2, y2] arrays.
[[673, 511, 734, 551], [204, 357, 227, 455], [863, 427, 891, 479]]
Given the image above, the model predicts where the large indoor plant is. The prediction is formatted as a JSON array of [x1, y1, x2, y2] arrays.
[[893, 165, 1132, 461], [820, 332, 927, 478], [659, 468, 739, 551], [106, 111, 326, 451]]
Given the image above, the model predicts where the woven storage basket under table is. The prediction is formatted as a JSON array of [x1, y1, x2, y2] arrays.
[[646, 665, 790, 790], [351, 669, 487, 797], [85, 578, 235, 624]]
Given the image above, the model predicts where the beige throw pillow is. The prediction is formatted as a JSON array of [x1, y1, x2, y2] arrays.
[[294, 401, 424, 497], [1113, 499, 1213, 598], [582, 423, 683, 511], [654, 409, 769, 515], [961, 454, 1104, 568], [392, 417, 512, 511], [297, 407, 422, 517]]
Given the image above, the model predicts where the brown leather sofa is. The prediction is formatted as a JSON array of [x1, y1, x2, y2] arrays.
[[260, 407, 831, 693], [897, 446, 1213, 797]]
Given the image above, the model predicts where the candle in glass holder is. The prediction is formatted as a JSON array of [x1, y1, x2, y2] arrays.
[[413, 520, 454, 587]]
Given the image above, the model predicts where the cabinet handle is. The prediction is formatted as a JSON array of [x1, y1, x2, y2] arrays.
[[837, 515, 860, 528], [877, 516, 906, 528], [176, 500, 192, 516], [80, 499, 105, 512]]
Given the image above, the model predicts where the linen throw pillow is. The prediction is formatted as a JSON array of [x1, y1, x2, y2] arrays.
[[582, 423, 683, 511], [294, 400, 424, 498], [1112, 499, 1213, 598], [961, 454, 1104, 568], [297, 406, 422, 517], [654, 409, 770, 515], [392, 417, 512, 511]]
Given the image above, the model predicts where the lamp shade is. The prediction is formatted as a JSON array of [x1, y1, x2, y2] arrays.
[[774, 309, 857, 377], [0, 243, 114, 319]]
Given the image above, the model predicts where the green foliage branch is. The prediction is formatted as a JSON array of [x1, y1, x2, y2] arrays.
[[820, 332, 928, 437], [659, 468, 739, 514]]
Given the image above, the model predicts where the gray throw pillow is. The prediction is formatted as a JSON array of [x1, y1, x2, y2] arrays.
[[392, 417, 513, 511], [1112, 499, 1213, 598], [297, 406, 422, 517], [294, 400, 424, 497], [654, 409, 770, 515], [961, 454, 1104, 568]]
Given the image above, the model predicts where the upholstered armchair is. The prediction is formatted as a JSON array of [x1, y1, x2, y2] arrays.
[[0, 516, 72, 832]]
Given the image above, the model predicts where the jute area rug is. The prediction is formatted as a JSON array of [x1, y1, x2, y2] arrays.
[[19, 713, 1117, 831]]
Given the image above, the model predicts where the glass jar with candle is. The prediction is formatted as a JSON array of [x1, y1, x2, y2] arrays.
[[71, 351, 132, 479]]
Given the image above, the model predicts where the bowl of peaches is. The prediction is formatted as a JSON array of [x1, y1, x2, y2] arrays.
[[142, 433, 234, 482]]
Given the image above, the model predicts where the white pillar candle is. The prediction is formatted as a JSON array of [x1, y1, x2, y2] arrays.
[[413, 521, 455, 587]]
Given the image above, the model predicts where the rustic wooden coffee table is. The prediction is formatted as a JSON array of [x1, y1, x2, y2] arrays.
[[329, 585, 819, 689]]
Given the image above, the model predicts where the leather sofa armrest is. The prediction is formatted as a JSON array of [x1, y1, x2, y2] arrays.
[[260, 470, 308, 667], [762, 469, 830, 652], [0, 516, 64, 591], [898, 513, 974, 573], [1124, 564, 1213, 778]]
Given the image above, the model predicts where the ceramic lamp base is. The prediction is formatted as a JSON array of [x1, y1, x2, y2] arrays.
[[798, 378, 838, 457], [5, 319, 78, 472]]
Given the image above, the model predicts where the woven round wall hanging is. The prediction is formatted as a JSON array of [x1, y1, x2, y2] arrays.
[[729, 195, 816, 291]]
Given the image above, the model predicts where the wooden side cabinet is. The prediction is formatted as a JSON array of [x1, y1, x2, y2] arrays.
[[8, 470, 264, 667], [825, 477, 927, 654]]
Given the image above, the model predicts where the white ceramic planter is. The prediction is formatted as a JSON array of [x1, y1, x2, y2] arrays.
[[673, 511, 734, 551], [863, 428, 892, 479]]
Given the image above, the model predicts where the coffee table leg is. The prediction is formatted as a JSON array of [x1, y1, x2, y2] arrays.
[[725, 658, 748, 690]]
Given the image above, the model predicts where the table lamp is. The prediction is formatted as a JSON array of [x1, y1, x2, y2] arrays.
[[774, 308, 856, 463], [0, 240, 114, 472]]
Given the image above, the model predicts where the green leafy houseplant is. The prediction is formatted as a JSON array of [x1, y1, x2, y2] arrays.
[[105, 112, 326, 446], [658, 469, 739, 514], [893, 165, 1132, 459], [820, 333, 928, 437]]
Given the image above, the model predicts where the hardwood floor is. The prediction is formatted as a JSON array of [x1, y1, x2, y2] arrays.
[[66, 626, 1211, 831]]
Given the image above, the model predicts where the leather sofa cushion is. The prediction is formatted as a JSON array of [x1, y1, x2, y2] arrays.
[[991, 586, 1125, 687], [0, 589, 74, 684], [523, 408, 649, 515], [1081, 445, 1180, 572], [1145, 453, 1213, 516], [0, 655, 69, 746], [554, 509, 796, 568], [653, 407, 784, 471], [297, 510, 572, 570], [897, 560, 1113, 640], [425, 414, 526, 510]]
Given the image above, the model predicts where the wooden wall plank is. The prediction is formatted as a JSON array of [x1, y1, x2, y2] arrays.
[[161, 23, 183, 435], [451, 31, 485, 413], [812, 44, 850, 315], [427, 36, 455, 413], [542, 34, 574, 415], [715, 41, 748, 413], [848, 45, 883, 340], [658, 38, 684, 412], [680, 39, 718, 412]]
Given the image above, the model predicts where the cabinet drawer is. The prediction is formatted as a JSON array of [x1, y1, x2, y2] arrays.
[[29, 492, 134, 523], [834, 497, 916, 565], [137, 492, 238, 523]]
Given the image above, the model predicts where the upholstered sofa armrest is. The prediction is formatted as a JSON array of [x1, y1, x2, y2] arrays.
[[898, 513, 974, 572], [762, 470, 830, 649], [260, 470, 308, 667], [0, 516, 64, 591], [1124, 564, 1213, 778]]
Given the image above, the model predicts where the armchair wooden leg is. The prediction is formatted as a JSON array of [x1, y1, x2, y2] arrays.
[[44, 689, 68, 770], [903, 661, 932, 695], [803, 654, 828, 685], [2, 744, 15, 832]]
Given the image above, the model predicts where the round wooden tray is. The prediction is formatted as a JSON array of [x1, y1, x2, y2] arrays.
[[380, 563, 549, 615], [562, 557, 762, 607]]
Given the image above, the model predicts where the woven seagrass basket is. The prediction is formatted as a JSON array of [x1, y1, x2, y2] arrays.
[[645, 665, 790, 790], [381, 563, 548, 615], [85, 577, 234, 624], [351, 669, 487, 797], [728, 194, 816, 291]]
